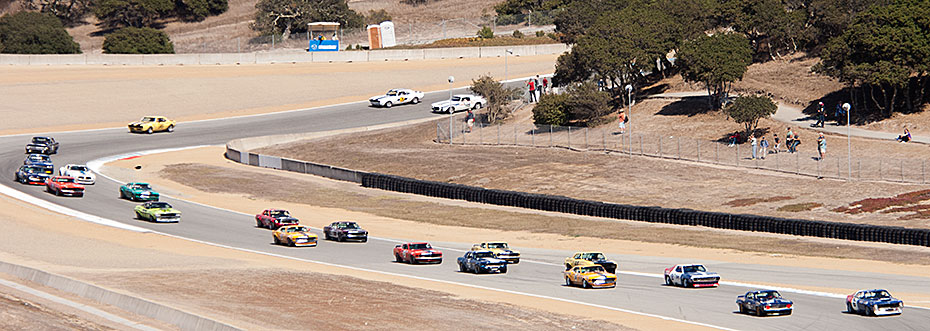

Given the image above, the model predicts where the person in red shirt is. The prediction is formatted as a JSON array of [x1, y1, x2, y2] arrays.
[[527, 79, 537, 103]]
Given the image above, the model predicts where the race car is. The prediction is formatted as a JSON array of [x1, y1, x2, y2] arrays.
[[846, 289, 903, 316], [457, 250, 508, 274], [564, 265, 616, 289], [255, 209, 299, 230], [393, 242, 442, 264], [24, 154, 53, 168], [430, 94, 486, 114], [471, 242, 520, 264], [134, 201, 181, 223], [664, 264, 720, 288], [45, 176, 84, 197], [369, 88, 424, 108], [564, 252, 617, 274], [119, 182, 160, 201], [16, 165, 53, 185], [322, 221, 368, 242], [58, 164, 95, 185], [25, 136, 59, 154], [272, 225, 318, 247], [128, 116, 175, 134], [737, 290, 793, 316]]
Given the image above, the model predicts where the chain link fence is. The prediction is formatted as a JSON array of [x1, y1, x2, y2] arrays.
[[166, 10, 559, 54], [436, 120, 930, 184]]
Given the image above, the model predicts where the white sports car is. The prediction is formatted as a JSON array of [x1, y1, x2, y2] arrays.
[[431, 94, 486, 114], [369, 89, 424, 108], [58, 164, 95, 185]]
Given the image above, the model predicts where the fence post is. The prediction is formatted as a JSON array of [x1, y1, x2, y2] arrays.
[[659, 136, 663, 156], [817, 158, 821, 178], [479, 123, 483, 145], [514, 124, 517, 145], [715, 142, 718, 164], [531, 128, 535, 145], [858, 159, 861, 180], [923, 160, 926, 184], [567, 126, 571, 149], [796, 152, 800, 175], [602, 129, 606, 151], [837, 157, 841, 178], [640, 135, 644, 155], [677, 137, 681, 160], [585, 127, 588, 150], [736, 143, 739, 166], [436, 123, 440, 143], [549, 125, 552, 146], [497, 123, 501, 145], [901, 160, 905, 182], [462, 121, 466, 144], [879, 159, 883, 180], [697, 139, 701, 162]]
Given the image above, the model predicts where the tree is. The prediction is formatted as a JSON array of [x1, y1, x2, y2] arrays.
[[176, 0, 228, 21], [251, 0, 363, 36], [364, 9, 391, 25], [470, 75, 520, 123], [723, 95, 777, 135], [533, 93, 570, 125], [94, 0, 175, 28], [565, 81, 612, 123], [21, 0, 94, 25], [0, 12, 81, 54], [477, 26, 494, 39], [678, 33, 753, 109], [103, 27, 174, 53]]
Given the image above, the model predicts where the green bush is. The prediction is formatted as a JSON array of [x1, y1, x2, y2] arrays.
[[535, 30, 545, 37], [512, 29, 524, 38], [478, 26, 494, 39], [533, 93, 570, 126], [177, 0, 228, 21], [0, 12, 81, 54], [103, 27, 174, 54]]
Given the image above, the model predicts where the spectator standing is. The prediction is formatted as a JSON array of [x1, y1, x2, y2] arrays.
[[750, 135, 758, 159], [617, 111, 626, 134], [785, 128, 794, 153], [815, 102, 825, 127], [728, 132, 740, 147], [835, 104, 846, 125], [897, 128, 911, 142], [773, 133, 780, 154], [465, 110, 475, 133], [542, 77, 549, 94], [791, 133, 802, 153], [817, 133, 826, 160], [527, 79, 537, 103], [534, 75, 541, 101], [760, 136, 769, 159]]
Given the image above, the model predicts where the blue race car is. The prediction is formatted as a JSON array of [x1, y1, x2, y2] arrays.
[[457, 250, 508, 274], [24, 154, 53, 168], [15, 165, 53, 185], [847, 289, 903, 316], [25, 136, 59, 154], [737, 290, 793, 316]]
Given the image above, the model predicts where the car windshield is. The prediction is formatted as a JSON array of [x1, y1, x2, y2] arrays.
[[474, 252, 495, 258], [386, 90, 398, 96], [141, 117, 156, 122], [131, 183, 151, 190], [579, 266, 606, 273], [148, 202, 171, 209], [337, 223, 359, 229], [451, 96, 462, 102], [55, 177, 74, 183], [270, 210, 289, 217], [864, 290, 891, 299], [287, 226, 308, 232], [32, 137, 50, 143], [683, 265, 706, 273], [69, 166, 88, 171], [29, 155, 50, 161], [39, 167, 53, 173], [582, 253, 605, 260], [23, 166, 42, 173], [757, 291, 781, 299], [486, 243, 508, 249], [410, 243, 431, 249]]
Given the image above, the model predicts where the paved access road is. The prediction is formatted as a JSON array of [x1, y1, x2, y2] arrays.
[[3, 85, 930, 330]]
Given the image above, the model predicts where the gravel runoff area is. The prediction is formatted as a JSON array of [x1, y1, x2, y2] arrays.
[[0, 190, 644, 330]]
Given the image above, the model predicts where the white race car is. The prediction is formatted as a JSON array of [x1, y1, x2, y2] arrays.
[[431, 94, 486, 114], [369, 89, 424, 108], [58, 164, 95, 185]]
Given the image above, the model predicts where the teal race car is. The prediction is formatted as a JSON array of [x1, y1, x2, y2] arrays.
[[119, 182, 160, 201], [134, 201, 181, 223]]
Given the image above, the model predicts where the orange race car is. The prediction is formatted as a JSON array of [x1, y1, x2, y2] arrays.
[[45, 176, 84, 197]]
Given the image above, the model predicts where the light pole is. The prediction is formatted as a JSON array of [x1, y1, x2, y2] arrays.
[[625, 84, 633, 134], [843, 102, 851, 179], [504, 49, 513, 82], [448, 76, 455, 144]]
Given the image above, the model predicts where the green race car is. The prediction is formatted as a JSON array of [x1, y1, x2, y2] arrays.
[[134, 201, 181, 223], [120, 182, 160, 201]]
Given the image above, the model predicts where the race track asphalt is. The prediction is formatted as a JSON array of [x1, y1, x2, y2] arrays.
[[2, 85, 929, 330]]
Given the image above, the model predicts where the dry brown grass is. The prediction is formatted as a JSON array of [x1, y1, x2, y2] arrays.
[[160, 163, 930, 264], [0, 292, 111, 331], [725, 196, 793, 207], [777, 203, 823, 212]]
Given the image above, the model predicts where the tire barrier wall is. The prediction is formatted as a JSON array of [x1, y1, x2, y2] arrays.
[[0, 260, 240, 331], [359, 172, 930, 248], [0, 44, 569, 66]]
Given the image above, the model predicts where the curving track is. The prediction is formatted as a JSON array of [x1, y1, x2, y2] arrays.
[[3, 85, 930, 330]]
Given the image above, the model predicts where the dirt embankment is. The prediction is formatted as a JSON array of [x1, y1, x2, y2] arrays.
[[0, 291, 112, 331]]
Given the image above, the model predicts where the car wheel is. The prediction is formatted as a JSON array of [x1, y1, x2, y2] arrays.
[[146, 127, 153, 134], [564, 277, 572, 286], [55, 187, 61, 196], [385, 101, 393, 108], [167, 125, 174, 132], [739, 304, 746, 314], [846, 302, 854, 314], [257, 220, 263, 228], [338, 234, 345, 242], [756, 307, 765, 317], [395, 254, 402, 262], [361, 238, 367, 243], [273, 236, 280, 245], [324, 232, 331, 240], [408, 255, 416, 265], [135, 211, 141, 219], [865, 306, 873, 316], [473, 102, 482, 110], [565, 264, 572, 271], [684, 279, 693, 288], [500, 267, 507, 274], [583, 280, 590, 289], [458, 263, 466, 272], [512, 260, 519, 264], [412, 97, 419, 104], [288, 239, 295, 247]]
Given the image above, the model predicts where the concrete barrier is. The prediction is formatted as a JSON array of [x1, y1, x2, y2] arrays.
[[255, 52, 313, 64], [142, 54, 199, 66], [424, 47, 480, 60], [85, 54, 146, 65], [311, 51, 369, 63], [258, 155, 282, 169], [0, 260, 240, 331], [0, 54, 33, 65], [199, 53, 253, 65], [28, 54, 86, 65], [368, 49, 425, 62], [534, 43, 570, 55]]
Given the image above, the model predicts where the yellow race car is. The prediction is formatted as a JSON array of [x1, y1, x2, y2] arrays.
[[564, 265, 617, 289], [128, 116, 176, 134], [471, 242, 520, 264], [272, 225, 318, 247], [564, 252, 618, 274]]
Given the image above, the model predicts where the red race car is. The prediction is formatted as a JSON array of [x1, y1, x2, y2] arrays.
[[255, 209, 299, 230], [45, 176, 84, 197], [393, 242, 442, 264]]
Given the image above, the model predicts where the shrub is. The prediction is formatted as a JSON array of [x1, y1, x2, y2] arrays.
[[103, 27, 174, 54], [470, 74, 520, 123], [0, 12, 81, 54], [535, 30, 544, 37], [533, 93, 570, 126], [565, 81, 611, 123], [512, 29, 524, 38], [177, 0, 228, 21], [478, 26, 494, 39], [365, 9, 391, 25], [723, 95, 777, 136]]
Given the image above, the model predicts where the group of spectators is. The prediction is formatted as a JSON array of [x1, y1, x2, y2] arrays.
[[812, 101, 849, 127], [732, 127, 829, 161], [526, 75, 549, 103]]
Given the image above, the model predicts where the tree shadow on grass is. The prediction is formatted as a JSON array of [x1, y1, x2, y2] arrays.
[[656, 96, 714, 117]]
